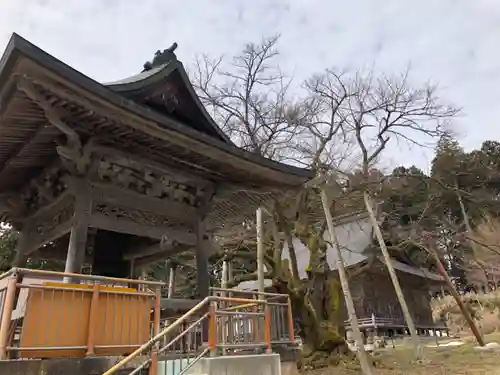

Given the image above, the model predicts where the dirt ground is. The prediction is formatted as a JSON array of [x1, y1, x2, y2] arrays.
[[307, 334, 500, 375]]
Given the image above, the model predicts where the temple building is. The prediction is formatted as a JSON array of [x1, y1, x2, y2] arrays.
[[0, 33, 312, 298], [238, 210, 447, 336]]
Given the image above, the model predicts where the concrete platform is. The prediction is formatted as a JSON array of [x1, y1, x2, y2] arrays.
[[0, 356, 147, 375], [184, 353, 282, 375]]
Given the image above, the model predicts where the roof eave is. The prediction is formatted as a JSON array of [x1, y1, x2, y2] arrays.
[[0, 33, 313, 186]]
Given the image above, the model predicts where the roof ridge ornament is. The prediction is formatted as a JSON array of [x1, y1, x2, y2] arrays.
[[143, 42, 178, 72]]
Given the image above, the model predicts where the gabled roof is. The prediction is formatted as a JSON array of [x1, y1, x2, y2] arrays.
[[0, 33, 313, 195], [105, 56, 231, 144]]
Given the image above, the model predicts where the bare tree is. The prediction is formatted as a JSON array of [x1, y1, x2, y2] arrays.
[[192, 37, 373, 371], [193, 35, 304, 161], [330, 67, 459, 359]]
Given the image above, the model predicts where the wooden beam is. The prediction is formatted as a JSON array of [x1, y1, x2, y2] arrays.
[[20, 68, 310, 187], [123, 241, 187, 261], [89, 213, 197, 245], [91, 145, 213, 188], [90, 182, 196, 221], [133, 245, 191, 268], [0, 122, 49, 174], [123, 243, 161, 260], [17, 77, 81, 149], [24, 220, 73, 255]]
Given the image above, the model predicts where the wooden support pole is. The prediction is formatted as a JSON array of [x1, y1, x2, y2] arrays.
[[256, 207, 265, 295], [12, 231, 29, 268], [321, 189, 373, 375], [195, 217, 210, 299], [167, 261, 176, 299], [425, 240, 485, 346], [221, 259, 228, 353], [129, 258, 135, 279], [64, 180, 91, 282], [364, 191, 422, 360], [195, 215, 210, 342]]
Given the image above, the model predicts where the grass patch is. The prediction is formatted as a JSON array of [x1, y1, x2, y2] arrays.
[[306, 334, 500, 375]]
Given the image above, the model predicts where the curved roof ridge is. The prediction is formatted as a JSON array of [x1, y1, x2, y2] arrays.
[[105, 58, 232, 144]]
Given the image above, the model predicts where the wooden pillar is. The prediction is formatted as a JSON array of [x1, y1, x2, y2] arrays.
[[64, 180, 91, 279], [256, 207, 265, 295], [12, 231, 29, 268], [167, 261, 176, 299], [129, 258, 136, 278], [228, 260, 234, 282], [221, 260, 228, 290], [195, 216, 210, 299], [195, 215, 210, 342]]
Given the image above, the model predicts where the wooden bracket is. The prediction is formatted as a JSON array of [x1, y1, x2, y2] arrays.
[[17, 76, 94, 176]]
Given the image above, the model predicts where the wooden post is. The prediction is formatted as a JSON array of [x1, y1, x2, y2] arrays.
[[221, 259, 228, 354], [264, 304, 272, 353], [426, 240, 485, 346], [129, 258, 136, 279], [86, 283, 100, 355], [321, 189, 373, 375], [64, 179, 91, 281], [149, 289, 162, 375], [195, 215, 210, 342], [195, 217, 210, 299], [0, 276, 17, 360], [208, 302, 217, 356], [256, 207, 265, 295], [167, 262, 176, 299], [12, 231, 29, 268], [287, 297, 295, 344], [364, 191, 422, 360]]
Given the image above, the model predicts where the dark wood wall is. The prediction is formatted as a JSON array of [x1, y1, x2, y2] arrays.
[[347, 267, 435, 326]]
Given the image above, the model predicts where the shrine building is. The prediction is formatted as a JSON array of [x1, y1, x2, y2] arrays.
[[0, 33, 312, 298]]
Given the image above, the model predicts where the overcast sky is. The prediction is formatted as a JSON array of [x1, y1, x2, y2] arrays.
[[1, 0, 499, 172]]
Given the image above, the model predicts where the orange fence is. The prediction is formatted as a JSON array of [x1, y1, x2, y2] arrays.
[[0, 268, 164, 360], [0, 268, 296, 375]]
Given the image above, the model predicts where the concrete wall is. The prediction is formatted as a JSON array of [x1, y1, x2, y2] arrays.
[[185, 354, 282, 375], [0, 356, 146, 375]]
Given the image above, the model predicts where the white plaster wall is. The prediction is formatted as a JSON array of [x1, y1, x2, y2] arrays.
[[237, 216, 373, 290]]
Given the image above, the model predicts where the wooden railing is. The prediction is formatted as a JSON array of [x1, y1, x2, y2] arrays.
[[344, 314, 446, 330]]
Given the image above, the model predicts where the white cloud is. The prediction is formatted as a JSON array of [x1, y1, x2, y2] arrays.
[[1, 0, 499, 170]]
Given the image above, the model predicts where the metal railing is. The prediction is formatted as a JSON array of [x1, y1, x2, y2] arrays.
[[344, 314, 447, 330], [0, 268, 164, 360], [103, 288, 295, 375]]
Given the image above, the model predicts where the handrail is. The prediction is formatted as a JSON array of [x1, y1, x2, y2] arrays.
[[11, 267, 165, 287], [102, 291, 294, 375], [102, 297, 210, 375], [210, 287, 286, 298]]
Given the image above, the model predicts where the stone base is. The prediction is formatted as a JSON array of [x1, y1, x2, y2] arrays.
[[0, 356, 146, 375]]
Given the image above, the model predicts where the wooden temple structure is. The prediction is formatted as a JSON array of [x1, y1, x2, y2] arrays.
[[0, 33, 312, 299]]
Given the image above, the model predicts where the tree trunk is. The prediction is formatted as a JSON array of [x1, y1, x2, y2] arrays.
[[321, 189, 373, 375], [363, 191, 422, 360], [289, 275, 355, 371]]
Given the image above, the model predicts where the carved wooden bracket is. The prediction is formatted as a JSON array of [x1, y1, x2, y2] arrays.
[[17, 76, 94, 176]]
